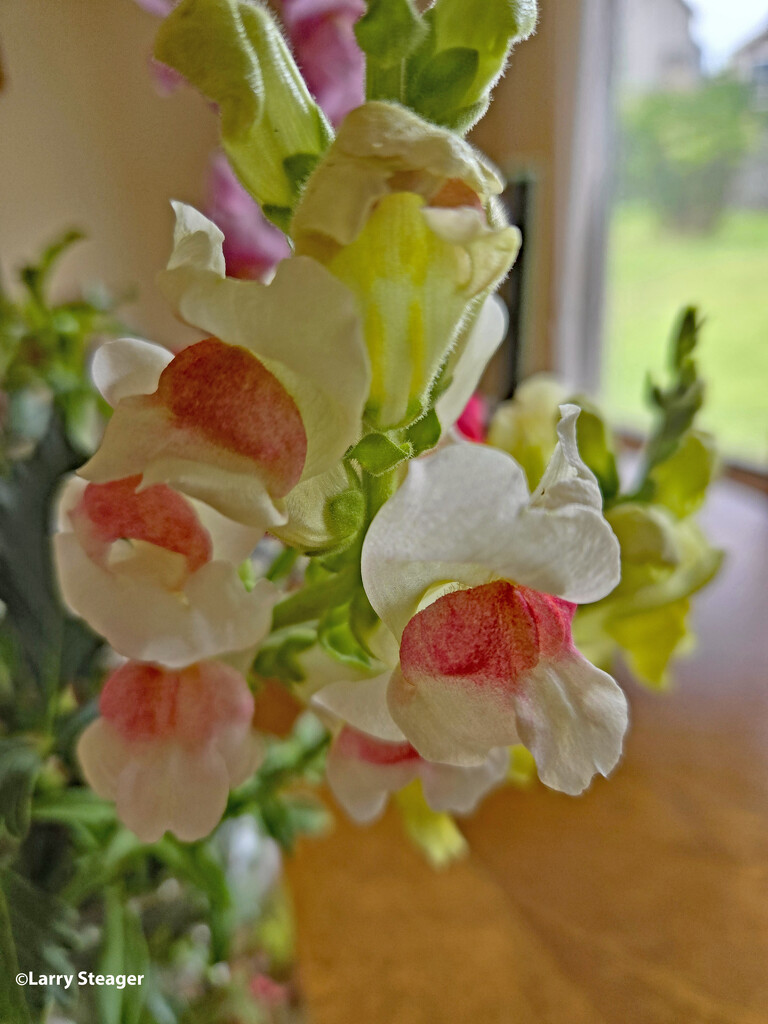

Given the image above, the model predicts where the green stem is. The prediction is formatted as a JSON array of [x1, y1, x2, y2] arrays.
[[270, 565, 359, 630]]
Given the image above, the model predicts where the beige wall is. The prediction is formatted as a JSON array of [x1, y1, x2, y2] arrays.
[[1, 0, 585, 370], [0, 0, 218, 348]]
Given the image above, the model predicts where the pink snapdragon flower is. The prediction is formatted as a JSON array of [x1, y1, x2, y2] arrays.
[[282, 0, 365, 126], [78, 659, 262, 842], [206, 153, 291, 281], [455, 392, 488, 442], [316, 407, 629, 797]]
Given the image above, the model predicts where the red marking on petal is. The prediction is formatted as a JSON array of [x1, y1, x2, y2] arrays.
[[100, 660, 254, 746], [335, 726, 421, 766], [400, 581, 575, 693], [77, 475, 212, 573], [429, 178, 484, 212], [155, 338, 307, 496]]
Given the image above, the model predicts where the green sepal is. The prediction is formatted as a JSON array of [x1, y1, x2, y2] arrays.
[[646, 430, 717, 519], [404, 407, 442, 457], [326, 488, 366, 544], [155, 0, 332, 225], [407, 47, 479, 126], [348, 432, 413, 475], [394, 781, 467, 868], [253, 627, 318, 683], [405, 0, 537, 132], [318, 603, 374, 671], [355, 0, 426, 68], [568, 399, 620, 504]]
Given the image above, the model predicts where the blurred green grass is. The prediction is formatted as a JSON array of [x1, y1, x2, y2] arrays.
[[602, 204, 768, 468]]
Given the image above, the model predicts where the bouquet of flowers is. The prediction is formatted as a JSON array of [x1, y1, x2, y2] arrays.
[[0, 1, 722, 1020]]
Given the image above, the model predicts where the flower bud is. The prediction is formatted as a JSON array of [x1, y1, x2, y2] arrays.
[[155, 0, 333, 230]]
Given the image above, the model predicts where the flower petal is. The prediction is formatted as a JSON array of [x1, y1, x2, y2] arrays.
[[435, 295, 507, 431], [513, 655, 628, 795], [91, 337, 173, 407], [531, 404, 603, 511], [420, 747, 509, 814], [313, 672, 407, 742], [361, 443, 530, 638], [159, 202, 370, 479], [77, 719, 130, 801], [325, 726, 421, 823], [54, 533, 277, 667]]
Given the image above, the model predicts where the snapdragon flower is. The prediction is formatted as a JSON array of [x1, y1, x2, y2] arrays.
[[80, 204, 370, 530], [78, 659, 262, 842], [54, 475, 273, 667], [317, 407, 628, 795]]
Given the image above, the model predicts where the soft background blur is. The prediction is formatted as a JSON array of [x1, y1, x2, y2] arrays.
[[1, 2, 767, 1022]]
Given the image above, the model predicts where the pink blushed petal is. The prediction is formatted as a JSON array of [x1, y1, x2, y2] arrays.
[[206, 152, 290, 281], [100, 660, 254, 746], [54, 534, 277, 667], [513, 655, 628, 795], [74, 476, 212, 575], [326, 727, 421, 823], [393, 582, 576, 765], [156, 338, 307, 497]]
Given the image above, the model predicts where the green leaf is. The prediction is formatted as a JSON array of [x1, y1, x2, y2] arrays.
[[1, 869, 79, 1012], [636, 306, 706, 489], [32, 787, 117, 828], [647, 430, 717, 519], [0, 885, 32, 1024], [0, 415, 98, 725], [348, 432, 412, 475], [355, 0, 426, 67], [0, 739, 41, 840], [155, 0, 332, 226], [98, 888, 149, 1024], [405, 407, 442, 456]]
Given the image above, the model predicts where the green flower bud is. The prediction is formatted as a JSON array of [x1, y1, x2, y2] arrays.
[[155, 0, 332, 231]]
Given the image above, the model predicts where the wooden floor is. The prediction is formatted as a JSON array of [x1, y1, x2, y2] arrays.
[[286, 478, 768, 1024]]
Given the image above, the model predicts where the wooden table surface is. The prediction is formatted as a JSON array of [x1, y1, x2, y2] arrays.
[[286, 480, 768, 1023]]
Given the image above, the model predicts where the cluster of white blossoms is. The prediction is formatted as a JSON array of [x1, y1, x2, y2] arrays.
[[54, 100, 628, 843]]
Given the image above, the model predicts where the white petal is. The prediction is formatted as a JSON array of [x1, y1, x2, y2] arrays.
[[435, 295, 507, 431], [115, 742, 230, 843], [325, 734, 419, 824], [77, 719, 130, 801], [54, 534, 277, 667], [159, 204, 370, 480], [191, 499, 264, 564], [420, 747, 509, 814], [513, 655, 628, 796], [313, 673, 407, 742], [387, 664, 521, 767], [217, 728, 264, 789], [80, 399, 289, 530], [532, 404, 603, 511], [91, 338, 172, 406], [361, 443, 530, 637]]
